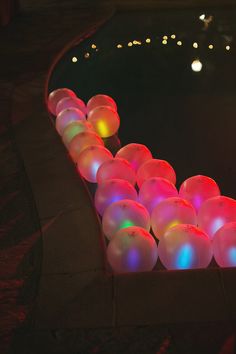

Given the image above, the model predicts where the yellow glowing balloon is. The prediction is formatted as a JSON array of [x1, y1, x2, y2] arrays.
[[88, 106, 120, 138]]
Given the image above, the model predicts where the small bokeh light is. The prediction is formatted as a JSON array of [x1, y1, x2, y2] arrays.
[[177, 41, 182, 46], [72, 56, 78, 63], [171, 34, 176, 39], [162, 39, 167, 45], [193, 42, 198, 48], [117, 44, 123, 48], [199, 14, 206, 21], [191, 59, 203, 72], [208, 44, 214, 50], [146, 38, 151, 43], [226, 45, 231, 51]]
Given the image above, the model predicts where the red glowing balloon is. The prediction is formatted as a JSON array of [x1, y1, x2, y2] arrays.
[[56, 96, 87, 116], [137, 159, 176, 188], [116, 143, 152, 172], [69, 131, 104, 163], [94, 179, 138, 216], [102, 199, 150, 240], [212, 222, 236, 267], [197, 196, 236, 239], [151, 197, 197, 239], [138, 177, 178, 214], [179, 175, 220, 213], [96, 157, 136, 186], [47, 88, 76, 115], [158, 224, 212, 270], [77, 145, 113, 183], [87, 94, 117, 113], [107, 226, 158, 273]]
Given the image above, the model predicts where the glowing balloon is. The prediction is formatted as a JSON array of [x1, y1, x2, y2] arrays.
[[69, 131, 104, 163], [87, 106, 120, 138], [138, 177, 178, 214], [87, 94, 117, 113], [158, 224, 212, 270], [213, 222, 236, 267], [62, 121, 94, 148], [197, 196, 236, 239], [56, 96, 86, 115], [94, 179, 138, 216], [116, 143, 152, 172], [102, 199, 150, 240], [107, 226, 158, 273], [151, 197, 197, 239], [137, 159, 176, 188], [56, 108, 86, 135], [96, 158, 136, 186], [179, 175, 220, 213], [76, 145, 113, 183], [48, 88, 76, 115]]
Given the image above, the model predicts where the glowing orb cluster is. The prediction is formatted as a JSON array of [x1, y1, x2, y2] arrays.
[[212, 222, 236, 267], [102, 199, 150, 240], [48, 88, 76, 115], [94, 179, 138, 216], [137, 159, 176, 188], [69, 131, 104, 163], [62, 121, 94, 147], [76, 145, 113, 183], [138, 177, 178, 214], [158, 224, 212, 270], [107, 226, 158, 273], [48, 88, 236, 271], [151, 197, 197, 239], [87, 94, 117, 113], [87, 106, 120, 138], [179, 175, 220, 212], [116, 143, 152, 172], [56, 108, 86, 135], [56, 96, 87, 115], [96, 157, 136, 186], [197, 196, 236, 239]]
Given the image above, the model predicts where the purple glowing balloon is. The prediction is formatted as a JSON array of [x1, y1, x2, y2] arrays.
[[107, 226, 158, 273], [179, 175, 220, 213], [94, 179, 138, 216], [56, 108, 86, 135], [97, 157, 136, 186], [197, 196, 236, 239], [77, 145, 113, 183], [102, 199, 150, 240], [56, 96, 87, 115], [158, 224, 213, 270], [138, 177, 178, 214], [212, 222, 236, 267], [47, 88, 76, 115], [116, 143, 152, 172], [151, 197, 197, 239]]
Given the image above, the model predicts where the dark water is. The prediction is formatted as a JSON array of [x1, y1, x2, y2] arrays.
[[48, 8, 236, 197]]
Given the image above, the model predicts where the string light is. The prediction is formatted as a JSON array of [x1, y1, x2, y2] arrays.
[[91, 44, 97, 49], [177, 41, 182, 46], [208, 44, 214, 50], [128, 42, 133, 47], [226, 45, 231, 51], [163, 35, 168, 40], [199, 14, 206, 21], [171, 34, 176, 39], [193, 42, 198, 48], [84, 52, 90, 59], [162, 39, 168, 45], [117, 44, 123, 48], [72, 56, 78, 63], [191, 59, 203, 72], [146, 38, 151, 43]]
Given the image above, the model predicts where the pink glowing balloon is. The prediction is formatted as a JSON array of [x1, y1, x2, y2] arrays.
[[96, 158, 136, 186], [116, 143, 152, 172], [137, 159, 176, 188], [151, 197, 197, 239], [62, 121, 94, 148], [56, 96, 87, 116], [213, 222, 236, 267], [102, 199, 150, 240], [158, 224, 212, 270], [76, 145, 113, 183], [69, 131, 104, 163], [87, 106, 120, 138], [197, 196, 236, 239], [94, 179, 138, 216], [179, 175, 220, 213], [47, 88, 76, 115], [107, 226, 158, 273], [138, 177, 178, 214], [56, 108, 86, 135], [87, 94, 117, 113]]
